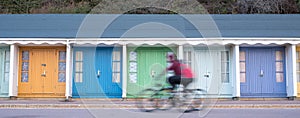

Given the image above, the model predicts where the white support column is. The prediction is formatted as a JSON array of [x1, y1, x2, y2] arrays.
[[9, 44, 18, 97], [178, 45, 183, 60], [65, 43, 72, 99], [286, 44, 297, 97], [122, 44, 127, 99], [232, 45, 240, 98], [293, 45, 298, 97]]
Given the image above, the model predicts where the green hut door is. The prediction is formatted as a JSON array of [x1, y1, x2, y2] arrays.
[[0, 48, 9, 97], [127, 47, 172, 97]]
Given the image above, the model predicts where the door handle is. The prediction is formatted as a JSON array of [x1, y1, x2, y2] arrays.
[[151, 70, 156, 78], [204, 72, 210, 78], [204, 74, 209, 78], [260, 69, 264, 77], [97, 70, 101, 78], [41, 70, 46, 77]]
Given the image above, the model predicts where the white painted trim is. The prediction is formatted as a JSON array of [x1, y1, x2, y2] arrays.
[[8, 45, 18, 97], [0, 38, 69, 41], [178, 45, 183, 60], [292, 45, 297, 96], [285, 46, 289, 96], [8, 45, 14, 97], [122, 44, 127, 98], [0, 38, 67, 45], [69, 46, 73, 97], [65, 44, 72, 98], [2, 38, 300, 40], [232, 45, 240, 97], [2, 38, 300, 45], [285, 44, 297, 97]]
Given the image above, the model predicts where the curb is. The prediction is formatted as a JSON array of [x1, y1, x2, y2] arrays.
[[1, 104, 300, 109], [212, 104, 300, 109]]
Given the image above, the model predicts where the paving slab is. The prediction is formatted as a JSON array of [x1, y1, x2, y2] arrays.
[[0, 98, 300, 109]]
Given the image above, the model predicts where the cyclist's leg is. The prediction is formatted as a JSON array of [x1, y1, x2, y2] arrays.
[[181, 78, 193, 89], [182, 78, 205, 112], [168, 76, 181, 90]]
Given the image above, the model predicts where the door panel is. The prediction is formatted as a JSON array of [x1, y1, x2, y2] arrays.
[[55, 51, 67, 95], [73, 48, 98, 97], [298, 83, 300, 96], [295, 48, 300, 97], [240, 47, 286, 97], [193, 51, 223, 95], [95, 47, 114, 97], [18, 47, 65, 97], [261, 49, 274, 94], [19, 50, 31, 94], [138, 50, 166, 88], [0, 48, 10, 96], [31, 49, 44, 93], [72, 47, 122, 98], [42, 49, 56, 94], [127, 47, 171, 97], [31, 49, 56, 94], [248, 49, 263, 94], [194, 51, 210, 92], [101, 48, 122, 97], [0, 50, 4, 94], [85, 49, 101, 95]]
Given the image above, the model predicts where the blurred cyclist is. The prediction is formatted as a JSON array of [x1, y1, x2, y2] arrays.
[[161, 53, 194, 90]]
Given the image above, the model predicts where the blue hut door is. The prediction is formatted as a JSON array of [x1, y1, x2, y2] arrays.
[[73, 48, 99, 97], [95, 47, 122, 98], [240, 48, 286, 97], [0, 49, 9, 96], [73, 47, 122, 98]]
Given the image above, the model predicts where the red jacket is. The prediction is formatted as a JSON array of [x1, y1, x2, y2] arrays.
[[168, 60, 194, 78], [180, 64, 194, 78]]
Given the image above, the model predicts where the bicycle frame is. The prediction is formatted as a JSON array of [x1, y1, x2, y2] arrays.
[[136, 81, 206, 112]]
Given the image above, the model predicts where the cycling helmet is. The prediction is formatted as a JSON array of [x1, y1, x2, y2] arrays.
[[167, 53, 176, 61]]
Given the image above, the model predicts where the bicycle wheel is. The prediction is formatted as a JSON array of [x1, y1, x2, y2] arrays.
[[177, 89, 206, 113], [185, 89, 206, 112], [171, 92, 187, 112], [136, 88, 174, 112]]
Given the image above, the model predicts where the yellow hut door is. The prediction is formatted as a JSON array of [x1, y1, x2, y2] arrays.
[[18, 48, 65, 97], [297, 48, 300, 97], [32, 49, 56, 95]]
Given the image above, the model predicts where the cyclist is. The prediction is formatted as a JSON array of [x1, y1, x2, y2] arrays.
[[161, 53, 194, 90]]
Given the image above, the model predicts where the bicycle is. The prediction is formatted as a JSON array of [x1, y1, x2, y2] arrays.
[[135, 78, 207, 113]]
